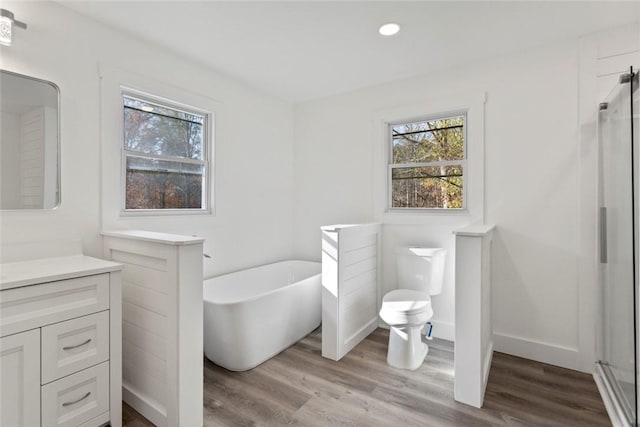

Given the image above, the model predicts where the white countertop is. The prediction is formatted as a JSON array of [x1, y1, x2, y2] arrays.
[[102, 230, 205, 245], [452, 224, 496, 237], [321, 223, 381, 232], [0, 255, 122, 291]]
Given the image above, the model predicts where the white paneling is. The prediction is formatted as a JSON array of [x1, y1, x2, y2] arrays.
[[342, 257, 376, 282], [122, 340, 167, 388], [122, 281, 167, 315], [114, 241, 170, 423], [122, 360, 167, 410], [122, 302, 167, 338], [123, 320, 166, 361], [321, 223, 380, 361], [104, 231, 203, 427], [342, 269, 376, 296], [111, 250, 168, 272], [107, 236, 171, 421], [117, 262, 168, 293]]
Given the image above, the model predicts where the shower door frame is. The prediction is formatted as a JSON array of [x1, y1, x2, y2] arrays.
[[596, 66, 639, 427]]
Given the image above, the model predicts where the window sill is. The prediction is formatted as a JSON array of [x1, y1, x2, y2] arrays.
[[119, 208, 213, 217], [380, 208, 473, 226]]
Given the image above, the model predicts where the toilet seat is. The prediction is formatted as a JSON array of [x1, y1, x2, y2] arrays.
[[380, 289, 433, 326], [382, 289, 431, 313]]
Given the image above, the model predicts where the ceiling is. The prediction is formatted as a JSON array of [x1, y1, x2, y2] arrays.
[[60, 1, 639, 102]]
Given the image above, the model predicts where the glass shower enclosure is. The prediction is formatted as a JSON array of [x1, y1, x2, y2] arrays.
[[598, 66, 638, 426]]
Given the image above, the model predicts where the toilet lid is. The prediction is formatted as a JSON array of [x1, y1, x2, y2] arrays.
[[382, 289, 431, 314]]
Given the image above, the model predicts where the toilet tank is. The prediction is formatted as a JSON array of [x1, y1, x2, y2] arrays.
[[395, 247, 446, 295]]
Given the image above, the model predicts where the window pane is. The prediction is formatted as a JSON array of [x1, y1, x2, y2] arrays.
[[125, 156, 204, 209], [391, 165, 463, 208], [391, 116, 464, 164], [123, 95, 204, 160]]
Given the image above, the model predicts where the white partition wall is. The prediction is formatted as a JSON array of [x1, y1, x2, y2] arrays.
[[102, 230, 204, 427], [321, 223, 381, 361], [453, 224, 495, 408]]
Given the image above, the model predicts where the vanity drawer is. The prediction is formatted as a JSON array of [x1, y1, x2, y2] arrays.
[[41, 311, 110, 384], [0, 274, 110, 337], [41, 361, 110, 427]]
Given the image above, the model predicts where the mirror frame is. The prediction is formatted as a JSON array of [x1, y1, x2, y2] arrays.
[[1, 69, 61, 210]]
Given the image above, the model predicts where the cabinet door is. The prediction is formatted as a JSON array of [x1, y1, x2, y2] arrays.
[[0, 329, 41, 426]]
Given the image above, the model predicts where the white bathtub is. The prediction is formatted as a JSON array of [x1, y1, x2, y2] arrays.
[[203, 260, 321, 371]]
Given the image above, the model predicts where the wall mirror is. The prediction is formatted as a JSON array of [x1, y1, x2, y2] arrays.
[[0, 69, 60, 209]]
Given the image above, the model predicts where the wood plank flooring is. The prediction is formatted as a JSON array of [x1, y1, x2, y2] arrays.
[[122, 327, 610, 426]]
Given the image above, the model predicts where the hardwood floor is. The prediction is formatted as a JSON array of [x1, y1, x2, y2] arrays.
[[123, 328, 610, 426]]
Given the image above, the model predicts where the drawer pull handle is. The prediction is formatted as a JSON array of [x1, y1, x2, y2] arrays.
[[62, 338, 92, 351], [62, 392, 91, 407]]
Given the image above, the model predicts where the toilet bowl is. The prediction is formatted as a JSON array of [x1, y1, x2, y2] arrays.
[[380, 247, 446, 370]]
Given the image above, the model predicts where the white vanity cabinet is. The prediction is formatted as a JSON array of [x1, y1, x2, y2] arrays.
[[0, 255, 122, 427]]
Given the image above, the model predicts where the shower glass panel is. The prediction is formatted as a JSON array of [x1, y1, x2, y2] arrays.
[[599, 67, 638, 426]]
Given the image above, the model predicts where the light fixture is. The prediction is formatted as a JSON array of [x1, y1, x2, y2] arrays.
[[0, 9, 27, 46], [379, 22, 400, 37]]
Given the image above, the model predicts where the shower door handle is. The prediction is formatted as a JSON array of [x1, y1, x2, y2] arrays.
[[600, 207, 608, 264]]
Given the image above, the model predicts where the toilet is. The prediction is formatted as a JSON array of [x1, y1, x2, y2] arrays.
[[379, 247, 446, 370]]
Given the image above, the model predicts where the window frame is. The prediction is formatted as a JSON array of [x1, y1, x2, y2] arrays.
[[387, 112, 468, 212], [120, 88, 212, 216]]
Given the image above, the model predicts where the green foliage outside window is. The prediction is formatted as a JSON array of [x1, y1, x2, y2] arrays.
[[390, 116, 465, 209]]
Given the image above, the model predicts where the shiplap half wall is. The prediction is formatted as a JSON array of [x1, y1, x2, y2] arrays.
[[103, 230, 204, 427], [453, 225, 495, 408], [321, 223, 381, 361]]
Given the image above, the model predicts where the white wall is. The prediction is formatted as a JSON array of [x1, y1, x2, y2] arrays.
[[292, 36, 620, 370], [0, 1, 294, 277], [1, 0, 638, 375]]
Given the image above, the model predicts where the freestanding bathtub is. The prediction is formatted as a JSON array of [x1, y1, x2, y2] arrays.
[[203, 260, 321, 371]]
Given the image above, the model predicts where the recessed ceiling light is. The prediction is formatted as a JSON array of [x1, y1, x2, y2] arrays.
[[379, 23, 400, 37], [141, 105, 154, 112]]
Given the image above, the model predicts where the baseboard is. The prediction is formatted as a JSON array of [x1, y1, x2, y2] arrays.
[[428, 320, 455, 341], [342, 318, 378, 359], [123, 382, 166, 427], [493, 332, 581, 371], [377, 319, 455, 342], [482, 340, 494, 391], [593, 363, 628, 427]]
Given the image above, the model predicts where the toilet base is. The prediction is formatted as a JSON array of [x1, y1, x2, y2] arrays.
[[386, 325, 428, 370]]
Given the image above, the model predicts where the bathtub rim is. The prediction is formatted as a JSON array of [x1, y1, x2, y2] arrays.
[[203, 259, 321, 306]]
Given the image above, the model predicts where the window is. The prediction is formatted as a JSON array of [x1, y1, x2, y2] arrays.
[[122, 93, 210, 212], [389, 114, 466, 210]]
